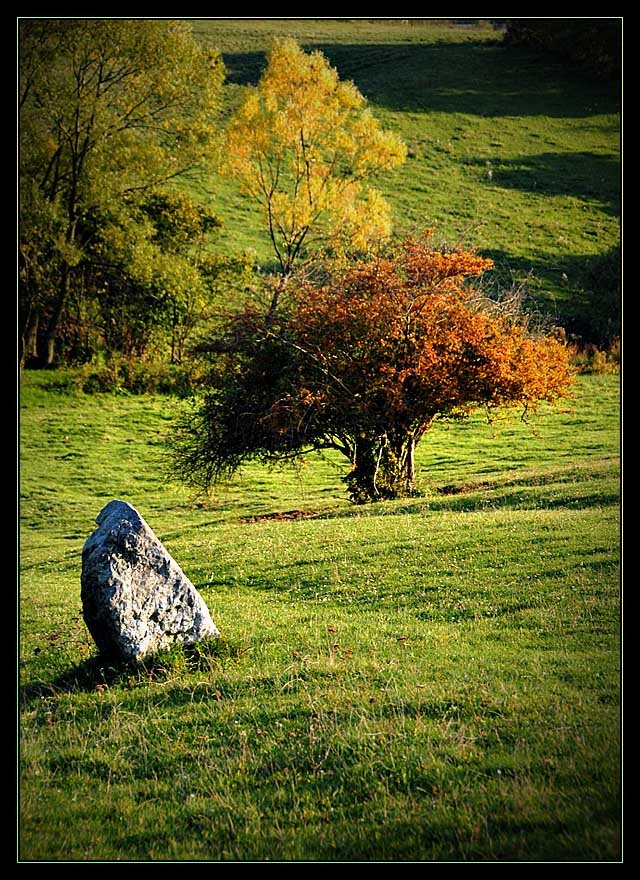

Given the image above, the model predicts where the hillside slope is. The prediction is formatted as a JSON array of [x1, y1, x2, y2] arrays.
[[193, 19, 620, 338]]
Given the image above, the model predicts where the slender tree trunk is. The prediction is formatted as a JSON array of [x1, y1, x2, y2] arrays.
[[20, 306, 39, 366], [266, 275, 288, 325], [43, 262, 71, 367], [170, 303, 177, 365], [404, 434, 416, 493]]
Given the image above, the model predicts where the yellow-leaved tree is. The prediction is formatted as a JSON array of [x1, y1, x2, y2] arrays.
[[225, 38, 407, 309]]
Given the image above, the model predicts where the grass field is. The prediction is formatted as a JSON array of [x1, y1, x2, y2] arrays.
[[191, 19, 620, 332], [19, 371, 620, 861], [19, 19, 621, 863]]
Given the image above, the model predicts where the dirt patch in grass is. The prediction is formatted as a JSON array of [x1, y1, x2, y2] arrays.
[[238, 508, 326, 524], [436, 481, 497, 496]]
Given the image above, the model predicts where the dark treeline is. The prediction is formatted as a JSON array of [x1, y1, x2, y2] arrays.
[[504, 18, 622, 80]]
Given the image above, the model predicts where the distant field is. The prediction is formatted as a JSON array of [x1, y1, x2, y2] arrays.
[[19, 372, 620, 860], [191, 19, 620, 333]]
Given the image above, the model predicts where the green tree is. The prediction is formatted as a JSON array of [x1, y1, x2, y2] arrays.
[[91, 192, 224, 363], [72, 193, 257, 366], [224, 37, 406, 313], [19, 19, 224, 366]]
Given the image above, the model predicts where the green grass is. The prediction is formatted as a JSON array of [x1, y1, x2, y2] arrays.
[[19, 372, 620, 861], [19, 20, 621, 861], [190, 19, 620, 330]]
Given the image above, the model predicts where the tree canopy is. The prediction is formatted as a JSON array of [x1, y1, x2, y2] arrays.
[[224, 37, 407, 295], [19, 19, 225, 365], [173, 235, 574, 502]]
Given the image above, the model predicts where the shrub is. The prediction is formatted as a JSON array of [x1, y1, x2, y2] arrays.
[[31, 358, 208, 396], [570, 338, 620, 375]]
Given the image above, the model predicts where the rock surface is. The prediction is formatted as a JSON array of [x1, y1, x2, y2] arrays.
[[81, 500, 219, 664]]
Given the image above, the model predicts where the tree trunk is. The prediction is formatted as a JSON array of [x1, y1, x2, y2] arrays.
[[20, 307, 39, 366], [266, 275, 288, 325], [345, 434, 418, 504], [345, 438, 380, 504], [43, 263, 71, 367], [404, 434, 416, 493], [170, 306, 177, 365]]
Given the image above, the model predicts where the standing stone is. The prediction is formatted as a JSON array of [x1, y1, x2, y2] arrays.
[[81, 500, 219, 664]]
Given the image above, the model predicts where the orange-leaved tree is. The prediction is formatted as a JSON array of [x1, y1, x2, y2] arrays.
[[174, 235, 573, 503]]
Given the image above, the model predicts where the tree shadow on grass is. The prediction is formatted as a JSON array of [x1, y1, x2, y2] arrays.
[[227, 470, 618, 534], [221, 41, 620, 119], [466, 151, 620, 216], [297, 487, 619, 524], [481, 246, 621, 344]]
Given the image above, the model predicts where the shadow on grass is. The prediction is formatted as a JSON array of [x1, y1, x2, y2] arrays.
[[19, 637, 240, 707], [20, 656, 132, 705], [221, 41, 620, 119], [229, 470, 619, 527], [481, 246, 621, 344], [466, 151, 620, 215]]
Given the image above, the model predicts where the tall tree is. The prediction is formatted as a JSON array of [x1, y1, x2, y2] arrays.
[[174, 235, 574, 503], [19, 19, 224, 365], [224, 37, 406, 313]]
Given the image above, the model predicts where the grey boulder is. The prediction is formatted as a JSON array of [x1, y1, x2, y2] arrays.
[[81, 500, 219, 664]]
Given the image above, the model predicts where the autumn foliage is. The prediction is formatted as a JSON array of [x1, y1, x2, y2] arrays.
[[175, 235, 573, 503], [224, 38, 406, 281]]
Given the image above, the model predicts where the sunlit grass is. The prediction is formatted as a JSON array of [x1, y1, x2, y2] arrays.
[[19, 372, 620, 860], [18, 19, 620, 862], [190, 19, 619, 329]]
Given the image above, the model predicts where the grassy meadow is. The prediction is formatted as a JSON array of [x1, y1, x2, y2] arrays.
[[19, 19, 621, 863], [20, 371, 620, 861], [193, 19, 620, 331]]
